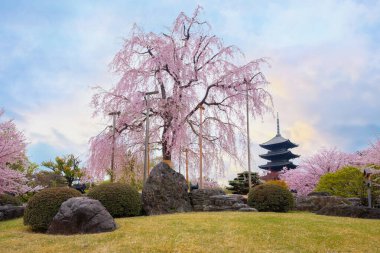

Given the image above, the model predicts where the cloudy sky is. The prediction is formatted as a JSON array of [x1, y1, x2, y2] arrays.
[[1, 0, 380, 180]]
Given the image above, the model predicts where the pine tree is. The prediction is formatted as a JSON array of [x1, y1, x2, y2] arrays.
[[227, 171, 261, 195]]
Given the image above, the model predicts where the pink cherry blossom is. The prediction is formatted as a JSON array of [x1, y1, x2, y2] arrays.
[[0, 110, 32, 195]]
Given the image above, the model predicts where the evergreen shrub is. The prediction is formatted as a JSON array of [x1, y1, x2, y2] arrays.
[[88, 183, 142, 217], [0, 194, 22, 206], [23, 187, 81, 231], [248, 184, 294, 212], [226, 171, 261, 195]]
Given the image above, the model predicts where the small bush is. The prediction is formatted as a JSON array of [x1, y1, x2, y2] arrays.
[[87, 183, 142, 217], [248, 184, 294, 212], [23, 187, 81, 232], [0, 194, 22, 206], [265, 180, 289, 189]]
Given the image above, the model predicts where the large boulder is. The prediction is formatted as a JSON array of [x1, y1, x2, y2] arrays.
[[142, 162, 192, 215], [316, 205, 380, 219], [0, 205, 24, 221], [47, 197, 116, 235], [296, 195, 352, 212]]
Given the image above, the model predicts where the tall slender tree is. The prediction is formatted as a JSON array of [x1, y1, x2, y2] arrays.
[[88, 7, 272, 180]]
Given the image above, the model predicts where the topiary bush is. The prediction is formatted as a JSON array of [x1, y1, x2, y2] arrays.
[[0, 194, 22, 206], [87, 183, 142, 217], [23, 187, 81, 232], [248, 184, 294, 212]]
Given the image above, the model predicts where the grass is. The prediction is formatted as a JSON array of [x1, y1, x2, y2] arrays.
[[0, 212, 380, 253]]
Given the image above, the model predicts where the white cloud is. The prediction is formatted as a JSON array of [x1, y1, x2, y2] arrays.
[[15, 89, 105, 156]]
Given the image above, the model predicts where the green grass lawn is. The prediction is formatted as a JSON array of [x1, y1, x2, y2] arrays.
[[0, 212, 379, 253]]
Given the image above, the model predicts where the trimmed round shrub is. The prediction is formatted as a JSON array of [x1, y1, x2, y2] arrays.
[[23, 187, 81, 232], [87, 183, 142, 217], [0, 194, 22, 206], [248, 184, 294, 212]]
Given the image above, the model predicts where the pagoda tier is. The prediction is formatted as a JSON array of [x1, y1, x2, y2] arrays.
[[258, 161, 297, 171], [259, 149, 299, 161], [259, 114, 299, 173], [259, 135, 298, 150]]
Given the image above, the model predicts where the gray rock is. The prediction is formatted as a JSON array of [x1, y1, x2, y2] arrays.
[[296, 195, 351, 212], [0, 205, 24, 221], [346, 197, 362, 207], [142, 162, 192, 215], [307, 192, 331, 197], [189, 189, 225, 211], [239, 207, 258, 212], [47, 197, 116, 235], [195, 194, 252, 212], [316, 205, 380, 219]]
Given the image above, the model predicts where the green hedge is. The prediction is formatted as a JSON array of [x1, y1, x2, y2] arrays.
[[0, 194, 22, 206], [88, 183, 142, 217], [23, 187, 81, 232], [248, 184, 294, 212]]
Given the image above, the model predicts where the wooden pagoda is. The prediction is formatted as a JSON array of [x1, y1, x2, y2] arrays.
[[259, 114, 299, 177]]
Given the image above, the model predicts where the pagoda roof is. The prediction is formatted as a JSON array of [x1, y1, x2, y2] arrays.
[[259, 149, 299, 160], [258, 161, 297, 171], [259, 134, 298, 149]]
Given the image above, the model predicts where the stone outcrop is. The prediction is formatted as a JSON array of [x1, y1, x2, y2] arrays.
[[47, 197, 116, 235], [142, 162, 192, 215], [296, 195, 352, 212], [190, 189, 256, 212], [0, 205, 24, 221], [307, 192, 331, 197], [190, 189, 225, 211], [316, 205, 380, 219]]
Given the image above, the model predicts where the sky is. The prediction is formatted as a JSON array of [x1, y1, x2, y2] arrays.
[[1, 0, 380, 182]]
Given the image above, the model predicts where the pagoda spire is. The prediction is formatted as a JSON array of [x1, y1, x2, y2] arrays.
[[276, 112, 280, 136]]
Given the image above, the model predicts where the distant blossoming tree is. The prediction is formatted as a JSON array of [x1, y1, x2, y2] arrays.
[[0, 110, 32, 195], [280, 148, 355, 196], [356, 140, 380, 167], [88, 7, 272, 180]]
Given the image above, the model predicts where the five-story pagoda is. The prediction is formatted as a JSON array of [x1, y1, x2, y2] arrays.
[[259, 114, 299, 178]]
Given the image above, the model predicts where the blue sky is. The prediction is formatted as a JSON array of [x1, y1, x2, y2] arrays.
[[1, 0, 380, 179]]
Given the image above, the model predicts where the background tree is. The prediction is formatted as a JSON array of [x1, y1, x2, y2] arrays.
[[280, 148, 355, 196], [226, 171, 261, 194], [42, 155, 84, 187], [88, 6, 271, 180], [117, 151, 143, 190], [0, 110, 34, 195], [315, 166, 366, 198], [356, 139, 380, 167], [8, 156, 39, 178], [32, 171, 67, 188]]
